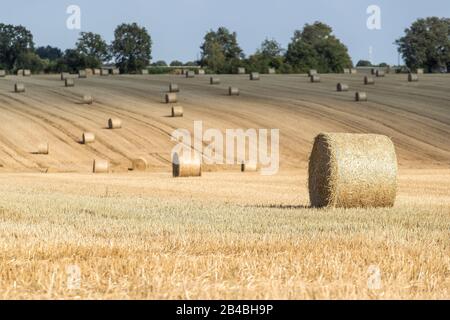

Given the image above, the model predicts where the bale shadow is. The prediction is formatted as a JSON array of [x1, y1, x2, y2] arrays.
[[246, 204, 311, 210]]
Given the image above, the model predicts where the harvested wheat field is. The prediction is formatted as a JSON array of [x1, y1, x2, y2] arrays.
[[0, 73, 449, 299]]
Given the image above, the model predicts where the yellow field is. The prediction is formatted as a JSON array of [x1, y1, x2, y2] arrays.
[[0, 73, 449, 299]]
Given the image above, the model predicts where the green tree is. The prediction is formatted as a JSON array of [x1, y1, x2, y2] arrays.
[[356, 60, 372, 67], [152, 60, 167, 67], [36, 46, 63, 61], [0, 23, 34, 71], [112, 23, 152, 73], [395, 17, 450, 72], [58, 49, 88, 73], [247, 38, 285, 72], [76, 32, 110, 67], [200, 27, 244, 73], [285, 22, 353, 73], [170, 60, 183, 66], [15, 51, 45, 73]]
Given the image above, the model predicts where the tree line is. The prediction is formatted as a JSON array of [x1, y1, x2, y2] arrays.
[[0, 17, 448, 74]]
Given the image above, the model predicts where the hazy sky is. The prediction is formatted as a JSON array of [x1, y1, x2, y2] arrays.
[[1, 0, 449, 65]]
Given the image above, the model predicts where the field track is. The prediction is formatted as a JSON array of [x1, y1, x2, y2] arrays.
[[0, 73, 449, 173]]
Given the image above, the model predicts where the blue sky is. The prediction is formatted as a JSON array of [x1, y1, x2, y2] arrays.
[[1, 0, 449, 65]]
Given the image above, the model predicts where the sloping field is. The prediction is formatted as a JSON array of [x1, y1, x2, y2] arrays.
[[0, 73, 449, 172]]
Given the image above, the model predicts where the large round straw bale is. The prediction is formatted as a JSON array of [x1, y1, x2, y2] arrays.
[[37, 143, 49, 155], [15, 83, 25, 93], [196, 69, 205, 75], [350, 68, 358, 74], [108, 118, 122, 129], [229, 87, 240, 96], [82, 95, 94, 104], [408, 73, 418, 82], [101, 69, 109, 76], [0, 70, 5, 77], [310, 75, 321, 83], [371, 68, 376, 75], [111, 68, 120, 75], [237, 67, 246, 74], [141, 69, 149, 75], [308, 133, 398, 208], [171, 106, 183, 117], [268, 68, 276, 74], [85, 68, 94, 76], [65, 78, 75, 87], [355, 92, 367, 101], [250, 72, 260, 80], [169, 83, 179, 92], [132, 157, 148, 171], [93, 68, 101, 75], [343, 68, 350, 74], [23, 69, 31, 77], [93, 159, 109, 173], [241, 161, 258, 172], [376, 70, 385, 77], [416, 68, 424, 74], [210, 77, 220, 85], [337, 83, 349, 92], [165, 92, 178, 103], [172, 152, 202, 177], [17, 69, 24, 76], [308, 69, 317, 76], [78, 70, 87, 78], [82, 132, 95, 144], [185, 71, 195, 78], [364, 76, 375, 85], [61, 72, 69, 80]]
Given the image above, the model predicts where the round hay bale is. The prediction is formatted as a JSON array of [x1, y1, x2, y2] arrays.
[[416, 68, 424, 75], [196, 69, 205, 75], [111, 68, 120, 75], [82, 132, 95, 144], [37, 143, 49, 155], [408, 73, 419, 82], [141, 69, 149, 75], [171, 106, 183, 117], [0, 70, 6, 77], [210, 77, 220, 85], [15, 83, 25, 93], [101, 69, 109, 76], [308, 69, 318, 76], [23, 69, 31, 77], [364, 76, 375, 85], [172, 152, 202, 177], [93, 159, 109, 173], [250, 72, 260, 80], [355, 92, 367, 101], [132, 157, 148, 171], [310, 75, 321, 83], [241, 161, 258, 172], [229, 87, 240, 96], [268, 68, 276, 74], [185, 71, 195, 78], [82, 95, 94, 104], [308, 133, 397, 208], [61, 72, 69, 80], [93, 68, 101, 75], [165, 92, 177, 103], [343, 68, 350, 74], [65, 78, 75, 87], [337, 83, 349, 92], [85, 68, 94, 76], [108, 118, 122, 129], [78, 70, 87, 78], [376, 70, 385, 77], [17, 69, 24, 76], [169, 83, 179, 92], [371, 68, 376, 75]]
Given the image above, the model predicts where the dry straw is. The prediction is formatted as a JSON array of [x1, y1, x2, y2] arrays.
[[268, 68, 276, 74], [93, 159, 109, 173], [308, 132, 398, 208], [172, 152, 202, 177], [78, 70, 87, 78], [93, 69, 101, 75], [237, 67, 246, 74], [416, 68, 424, 74], [250, 72, 260, 80], [364, 76, 375, 85], [408, 73, 419, 82], [350, 68, 357, 74], [15, 83, 25, 93], [17, 69, 23, 76], [23, 69, 31, 77], [197, 69, 205, 75], [343, 68, 350, 74], [308, 69, 317, 76], [171, 106, 183, 117], [210, 77, 220, 85], [101, 69, 109, 76], [337, 83, 349, 92], [83, 95, 94, 104], [371, 68, 376, 75], [108, 118, 122, 129], [132, 157, 148, 171], [65, 78, 75, 87], [310, 75, 321, 83], [185, 71, 195, 78], [0, 70, 5, 77], [141, 69, 149, 75], [169, 83, 179, 92], [229, 87, 240, 96], [241, 161, 258, 172], [37, 143, 49, 155], [61, 73, 69, 81], [165, 92, 178, 103], [85, 68, 94, 76], [82, 132, 95, 144], [355, 92, 367, 101], [111, 68, 120, 75]]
